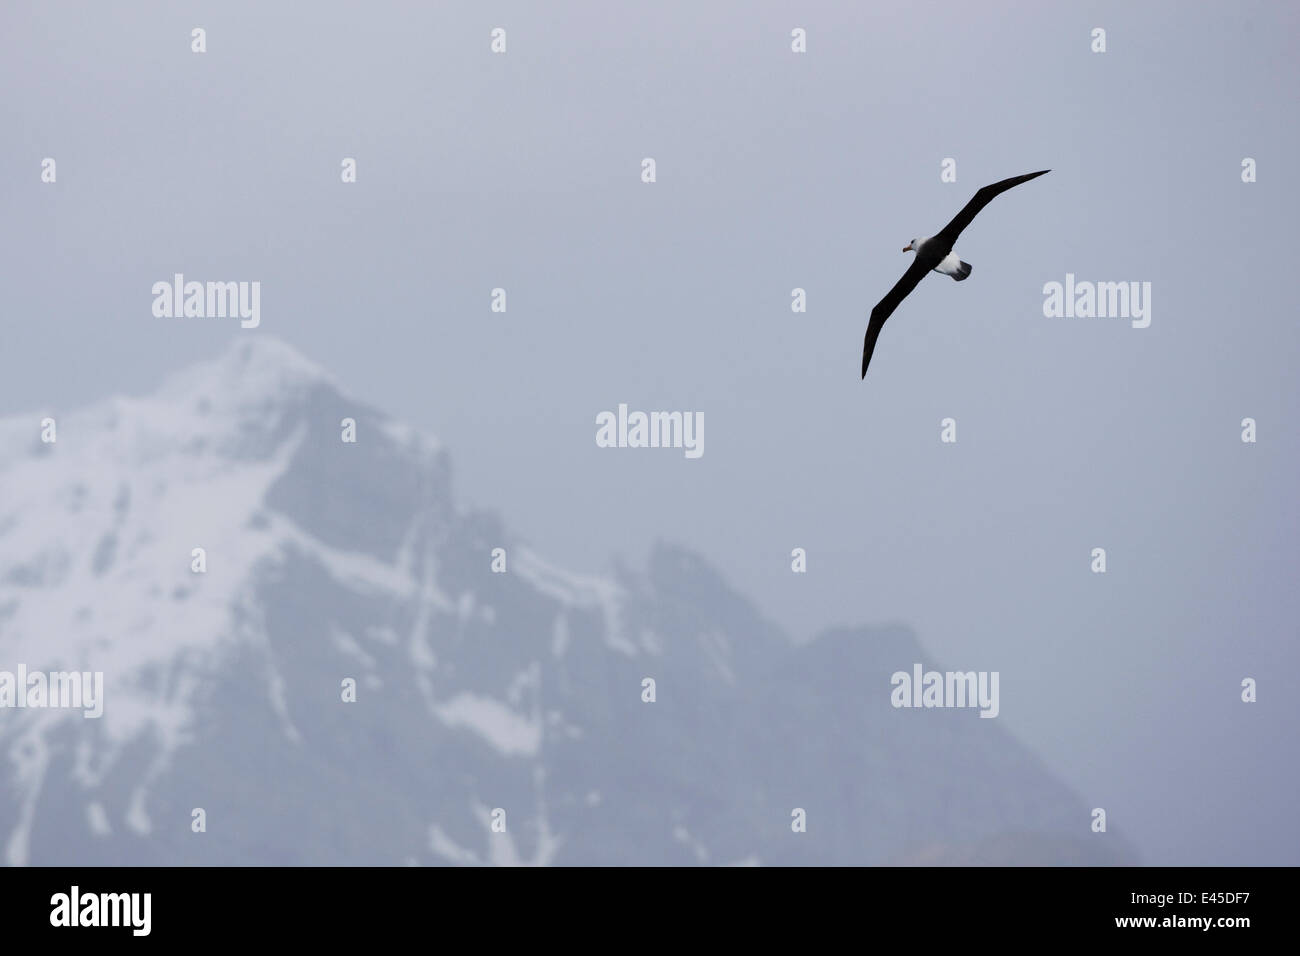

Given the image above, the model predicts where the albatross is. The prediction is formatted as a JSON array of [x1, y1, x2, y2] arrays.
[[861, 169, 1051, 380]]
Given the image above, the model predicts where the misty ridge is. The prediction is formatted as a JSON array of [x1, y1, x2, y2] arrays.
[[0, 338, 1136, 865]]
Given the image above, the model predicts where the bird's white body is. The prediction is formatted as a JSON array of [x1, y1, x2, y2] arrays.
[[904, 236, 971, 281], [933, 251, 966, 277]]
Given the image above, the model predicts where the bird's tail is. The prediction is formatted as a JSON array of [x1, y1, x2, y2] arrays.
[[953, 261, 972, 281]]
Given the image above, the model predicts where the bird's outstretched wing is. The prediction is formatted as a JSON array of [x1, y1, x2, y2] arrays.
[[862, 255, 933, 379], [934, 169, 1050, 246]]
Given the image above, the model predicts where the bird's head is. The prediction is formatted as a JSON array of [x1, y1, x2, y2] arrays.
[[903, 238, 923, 253]]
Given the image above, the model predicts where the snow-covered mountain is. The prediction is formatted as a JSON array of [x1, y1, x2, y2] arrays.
[[0, 338, 1134, 865]]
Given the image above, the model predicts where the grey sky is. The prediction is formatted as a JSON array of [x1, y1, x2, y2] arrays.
[[2, 0, 1297, 864]]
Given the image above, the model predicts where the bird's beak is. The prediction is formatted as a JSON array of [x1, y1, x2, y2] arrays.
[[903, 242, 913, 252]]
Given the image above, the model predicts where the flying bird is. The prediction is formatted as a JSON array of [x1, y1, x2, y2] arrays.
[[861, 169, 1051, 380]]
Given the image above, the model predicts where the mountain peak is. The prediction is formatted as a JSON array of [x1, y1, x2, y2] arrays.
[[155, 335, 336, 410], [0, 336, 1129, 867]]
